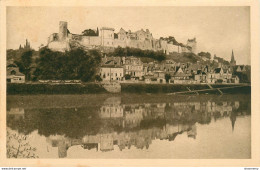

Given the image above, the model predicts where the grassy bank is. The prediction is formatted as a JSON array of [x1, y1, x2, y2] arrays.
[[7, 83, 107, 95], [121, 83, 251, 94], [7, 83, 251, 95]]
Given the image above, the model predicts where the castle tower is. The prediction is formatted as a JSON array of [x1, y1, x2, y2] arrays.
[[186, 37, 197, 54], [59, 21, 68, 41], [230, 50, 236, 66], [100, 27, 115, 47]]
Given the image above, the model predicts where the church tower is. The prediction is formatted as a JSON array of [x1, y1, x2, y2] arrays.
[[230, 50, 236, 66]]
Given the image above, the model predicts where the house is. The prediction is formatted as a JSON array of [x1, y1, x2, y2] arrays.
[[144, 71, 166, 84], [124, 57, 144, 79], [234, 65, 247, 72], [206, 67, 236, 84], [100, 65, 124, 82], [161, 60, 176, 73], [231, 75, 239, 84], [170, 67, 192, 84], [187, 63, 202, 75], [194, 70, 207, 83], [7, 65, 25, 83], [222, 69, 232, 83], [206, 72, 216, 84], [154, 71, 166, 84]]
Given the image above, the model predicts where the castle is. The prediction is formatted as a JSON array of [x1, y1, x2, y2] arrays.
[[47, 21, 197, 54]]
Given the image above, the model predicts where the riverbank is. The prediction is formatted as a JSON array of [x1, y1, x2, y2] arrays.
[[7, 83, 251, 95]]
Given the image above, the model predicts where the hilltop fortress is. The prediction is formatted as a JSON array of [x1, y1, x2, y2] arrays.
[[47, 21, 197, 54]]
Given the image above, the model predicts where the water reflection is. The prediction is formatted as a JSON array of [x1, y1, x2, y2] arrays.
[[7, 94, 251, 158]]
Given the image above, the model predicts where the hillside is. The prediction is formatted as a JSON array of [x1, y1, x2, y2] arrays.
[[167, 52, 203, 63]]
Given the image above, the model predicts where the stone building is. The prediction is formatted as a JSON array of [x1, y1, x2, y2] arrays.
[[47, 21, 194, 53], [100, 65, 124, 82], [186, 38, 197, 54], [124, 57, 144, 79]]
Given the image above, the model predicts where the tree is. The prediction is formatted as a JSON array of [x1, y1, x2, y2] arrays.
[[95, 75, 102, 82], [165, 74, 171, 83], [36, 47, 101, 82], [198, 51, 211, 59], [15, 50, 33, 81], [82, 29, 97, 36], [109, 47, 166, 61], [7, 130, 38, 158], [124, 74, 131, 80]]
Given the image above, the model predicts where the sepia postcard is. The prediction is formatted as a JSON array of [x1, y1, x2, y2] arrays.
[[0, 0, 260, 167]]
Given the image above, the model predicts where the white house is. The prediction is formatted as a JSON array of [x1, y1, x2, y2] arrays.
[[100, 66, 124, 82], [7, 66, 25, 83]]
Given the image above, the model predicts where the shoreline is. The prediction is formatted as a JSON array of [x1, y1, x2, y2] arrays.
[[7, 83, 251, 95]]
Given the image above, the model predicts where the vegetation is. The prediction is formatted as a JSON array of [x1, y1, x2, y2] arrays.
[[214, 54, 230, 65], [234, 72, 250, 83], [124, 74, 131, 80], [82, 28, 99, 36], [165, 74, 171, 83], [7, 130, 38, 158], [14, 50, 33, 81], [121, 83, 250, 94], [160, 36, 179, 45], [108, 47, 166, 61], [34, 47, 102, 82], [198, 51, 211, 59], [167, 52, 201, 63], [7, 83, 107, 95]]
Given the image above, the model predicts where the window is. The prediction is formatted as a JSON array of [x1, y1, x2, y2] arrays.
[[107, 73, 109, 76], [115, 73, 117, 76]]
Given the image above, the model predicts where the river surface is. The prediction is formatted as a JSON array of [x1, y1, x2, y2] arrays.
[[6, 94, 251, 159]]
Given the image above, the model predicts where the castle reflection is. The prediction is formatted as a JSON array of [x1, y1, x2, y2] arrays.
[[7, 95, 250, 158]]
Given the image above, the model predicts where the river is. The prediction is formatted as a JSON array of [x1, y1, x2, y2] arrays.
[[6, 94, 251, 159]]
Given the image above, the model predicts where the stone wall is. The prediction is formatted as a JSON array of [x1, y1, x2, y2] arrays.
[[48, 41, 70, 52]]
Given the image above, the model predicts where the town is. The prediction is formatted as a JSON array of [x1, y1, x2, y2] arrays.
[[7, 21, 250, 87]]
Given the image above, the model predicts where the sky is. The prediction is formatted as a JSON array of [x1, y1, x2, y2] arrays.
[[7, 6, 250, 65]]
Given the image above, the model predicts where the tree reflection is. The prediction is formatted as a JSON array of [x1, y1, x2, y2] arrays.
[[7, 129, 38, 158]]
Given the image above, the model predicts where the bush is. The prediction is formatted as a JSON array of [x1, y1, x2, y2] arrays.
[[109, 47, 166, 61]]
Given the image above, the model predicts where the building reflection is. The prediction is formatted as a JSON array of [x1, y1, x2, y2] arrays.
[[7, 96, 251, 158]]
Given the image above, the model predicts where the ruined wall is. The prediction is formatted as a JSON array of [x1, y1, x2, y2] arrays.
[[48, 41, 70, 52], [167, 44, 179, 53], [80, 36, 102, 47], [125, 40, 153, 50]]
